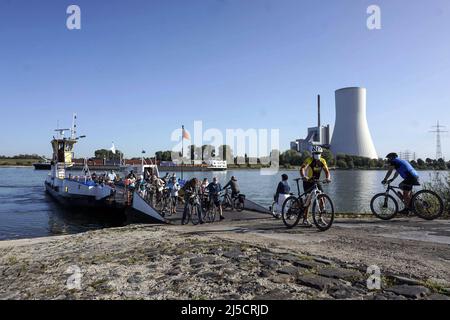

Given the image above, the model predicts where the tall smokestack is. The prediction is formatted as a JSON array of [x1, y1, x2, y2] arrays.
[[317, 94, 321, 127]]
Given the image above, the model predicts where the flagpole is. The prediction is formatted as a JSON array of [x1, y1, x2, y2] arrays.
[[181, 125, 184, 180]]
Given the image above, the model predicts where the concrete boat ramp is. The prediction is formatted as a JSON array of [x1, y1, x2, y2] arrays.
[[129, 190, 272, 224]]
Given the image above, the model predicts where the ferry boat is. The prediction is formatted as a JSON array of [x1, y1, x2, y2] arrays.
[[158, 160, 227, 172], [33, 157, 51, 170], [44, 115, 166, 222], [206, 160, 227, 171]]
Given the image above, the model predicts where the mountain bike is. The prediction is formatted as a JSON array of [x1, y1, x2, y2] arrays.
[[145, 184, 156, 205], [221, 188, 245, 212], [155, 188, 173, 216], [281, 178, 334, 231], [204, 194, 221, 223], [181, 192, 204, 225], [370, 182, 444, 220]]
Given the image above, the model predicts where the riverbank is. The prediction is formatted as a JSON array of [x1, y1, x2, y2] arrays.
[[1, 217, 449, 300], [0, 159, 40, 167], [227, 165, 449, 172]]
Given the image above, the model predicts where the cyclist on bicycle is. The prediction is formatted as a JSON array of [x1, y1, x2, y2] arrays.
[[299, 146, 331, 227], [200, 178, 209, 194], [223, 176, 240, 199], [181, 178, 204, 225], [153, 174, 166, 204], [206, 177, 224, 221], [382, 152, 420, 214]]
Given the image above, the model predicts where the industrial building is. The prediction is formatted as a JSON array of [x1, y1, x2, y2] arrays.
[[291, 87, 378, 159], [290, 95, 331, 153]]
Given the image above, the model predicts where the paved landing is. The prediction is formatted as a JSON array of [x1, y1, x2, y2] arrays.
[[164, 208, 270, 225]]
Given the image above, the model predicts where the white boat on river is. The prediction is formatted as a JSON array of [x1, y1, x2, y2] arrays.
[[44, 116, 165, 222]]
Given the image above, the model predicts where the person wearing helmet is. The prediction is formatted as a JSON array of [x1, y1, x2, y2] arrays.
[[299, 145, 331, 227], [382, 152, 420, 214]]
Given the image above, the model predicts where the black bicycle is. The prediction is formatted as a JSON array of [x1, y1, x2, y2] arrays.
[[155, 188, 173, 217], [181, 192, 204, 225], [204, 194, 221, 223], [221, 188, 245, 212], [370, 182, 444, 220], [281, 178, 334, 231]]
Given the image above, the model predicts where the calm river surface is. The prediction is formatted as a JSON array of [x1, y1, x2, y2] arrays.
[[0, 167, 445, 240]]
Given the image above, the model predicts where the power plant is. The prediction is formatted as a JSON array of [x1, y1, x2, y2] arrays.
[[290, 95, 331, 153], [291, 87, 378, 159], [330, 87, 378, 159]]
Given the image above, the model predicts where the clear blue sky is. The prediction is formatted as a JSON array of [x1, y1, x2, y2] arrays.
[[0, 0, 449, 159]]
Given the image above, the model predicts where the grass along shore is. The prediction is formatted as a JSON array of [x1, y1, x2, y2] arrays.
[[0, 159, 40, 167]]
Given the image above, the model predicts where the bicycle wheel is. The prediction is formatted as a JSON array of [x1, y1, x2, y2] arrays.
[[370, 193, 398, 220], [155, 195, 164, 212], [191, 204, 202, 225], [164, 197, 172, 216], [200, 198, 208, 214], [208, 206, 217, 223], [312, 194, 335, 231], [181, 207, 190, 225], [270, 201, 281, 219], [201, 206, 208, 222], [282, 196, 303, 229], [235, 199, 244, 212], [222, 195, 233, 211], [411, 190, 444, 220]]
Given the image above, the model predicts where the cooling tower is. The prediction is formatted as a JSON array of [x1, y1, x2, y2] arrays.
[[330, 87, 378, 159]]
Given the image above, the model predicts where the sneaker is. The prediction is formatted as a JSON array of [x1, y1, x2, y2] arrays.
[[220, 216, 225, 221], [301, 219, 313, 228]]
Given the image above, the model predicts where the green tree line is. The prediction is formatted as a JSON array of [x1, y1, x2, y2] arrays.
[[151, 146, 450, 170], [0, 154, 43, 159]]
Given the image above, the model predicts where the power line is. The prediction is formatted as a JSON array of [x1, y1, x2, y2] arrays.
[[430, 121, 448, 160], [399, 150, 416, 162]]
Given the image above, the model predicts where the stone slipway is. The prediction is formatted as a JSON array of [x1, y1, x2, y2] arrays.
[[0, 216, 449, 300]]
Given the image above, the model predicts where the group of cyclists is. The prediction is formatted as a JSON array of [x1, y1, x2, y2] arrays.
[[120, 144, 435, 228], [124, 170, 244, 225], [272, 146, 425, 228]]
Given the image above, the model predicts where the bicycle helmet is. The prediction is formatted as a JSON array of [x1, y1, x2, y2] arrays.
[[385, 152, 398, 159], [311, 146, 323, 154]]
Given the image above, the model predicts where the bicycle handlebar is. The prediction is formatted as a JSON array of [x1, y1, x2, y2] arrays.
[[294, 177, 330, 184], [303, 178, 331, 184]]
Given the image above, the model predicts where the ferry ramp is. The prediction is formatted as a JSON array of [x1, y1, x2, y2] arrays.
[[129, 191, 272, 225]]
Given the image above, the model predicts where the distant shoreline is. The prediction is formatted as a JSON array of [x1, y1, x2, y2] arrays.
[[0, 165, 34, 168], [0, 164, 449, 172]]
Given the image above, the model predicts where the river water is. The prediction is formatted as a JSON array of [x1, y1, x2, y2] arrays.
[[0, 167, 445, 240]]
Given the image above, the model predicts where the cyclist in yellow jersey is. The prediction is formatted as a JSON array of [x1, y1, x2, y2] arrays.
[[299, 146, 331, 227]]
